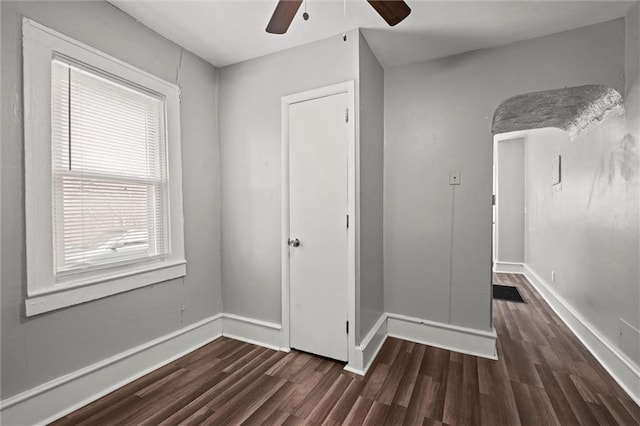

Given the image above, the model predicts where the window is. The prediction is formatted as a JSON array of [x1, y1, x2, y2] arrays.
[[51, 59, 169, 273], [23, 19, 185, 316]]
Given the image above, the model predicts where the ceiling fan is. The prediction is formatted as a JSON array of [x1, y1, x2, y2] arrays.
[[266, 0, 411, 34]]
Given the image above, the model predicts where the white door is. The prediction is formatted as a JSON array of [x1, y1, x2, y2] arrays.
[[288, 92, 348, 361]]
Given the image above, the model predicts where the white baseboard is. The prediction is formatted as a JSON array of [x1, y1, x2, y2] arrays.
[[386, 313, 497, 360], [345, 312, 497, 376], [523, 265, 640, 406], [0, 314, 223, 426], [0, 312, 286, 426], [345, 314, 387, 375], [0, 310, 500, 425], [493, 261, 524, 274], [221, 313, 284, 352]]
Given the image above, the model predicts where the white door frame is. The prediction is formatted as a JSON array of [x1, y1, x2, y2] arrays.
[[280, 81, 357, 362], [493, 130, 528, 270]]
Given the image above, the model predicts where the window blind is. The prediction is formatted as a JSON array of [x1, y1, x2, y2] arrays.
[[51, 59, 169, 274]]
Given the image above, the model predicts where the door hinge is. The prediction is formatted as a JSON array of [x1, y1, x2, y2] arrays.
[[346, 214, 349, 228], [346, 320, 349, 334], [492, 194, 496, 205], [345, 108, 349, 123]]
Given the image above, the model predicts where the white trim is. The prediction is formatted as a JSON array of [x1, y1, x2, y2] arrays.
[[387, 313, 498, 360], [280, 81, 357, 361], [492, 133, 527, 272], [494, 130, 531, 142], [0, 311, 502, 424], [345, 312, 497, 375], [22, 19, 176, 89], [221, 314, 285, 352], [493, 261, 525, 274], [523, 265, 640, 405], [22, 17, 186, 316], [0, 314, 223, 426], [26, 261, 186, 316], [345, 314, 387, 375], [0, 312, 290, 425], [493, 136, 500, 270]]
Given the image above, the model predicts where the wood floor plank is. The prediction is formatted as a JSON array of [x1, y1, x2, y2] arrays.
[[178, 405, 212, 426], [63, 362, 181, 423], [342, 396, 374, 424], [441, 358, 462, 425], [118, 367, 229, 425], [422, 418, 449, 426], [426, 366, 449, 422], [359, 361, 390, 400], [553, 370, 600, 426], [376, 336, 402, 365], [306, 374, 352, 424], [241, 381, 297, 426], [403, 374, 439, 424], [620, 397, 640, 424], [419, 346, 450, 384], [479, 390, 522, 426], [281, 413, 307, 426], [203, 374, 287, 424], [377, 350, 410, 405], [72, 394, 143, 426], [156, 373, 230, 425], [586, 401, 620, 426], [362, 400, 390, 425], [321, 375, 366, 425], [383, 404, 407, 425], [275, 368, 324, 414], [266, 350, 313, 380], [598, 392, 640, 425], [134, 367, 188, 397], [392, 343, 425, 407], [261, 409, 291, 425], [528, 381, 562, 426], [51, 273, 639, 426], [534, 363, 582, 425], [512, 380, 551, 426], [292, 363, 344, 418], [459, 355, 481, 425], [138, 370, 228, 425], [569, 374, 600, 404]]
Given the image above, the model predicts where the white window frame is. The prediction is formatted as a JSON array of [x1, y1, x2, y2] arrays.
[[23, 18, 186, 316]]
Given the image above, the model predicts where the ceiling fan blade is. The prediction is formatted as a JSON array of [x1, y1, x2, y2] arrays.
[[367, 0, 411, 26], [266, 0, 303, 34]]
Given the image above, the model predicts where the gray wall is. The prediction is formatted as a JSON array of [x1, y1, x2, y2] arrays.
[[521, 3, 640, 366], [496, 138, 525, 264], [627, 6, 640, 351], [218, 30, 358, 324], [384, 19, 625, 331], [357, 33, 385, 343], [524, 122, 639, 365], [0, 1, 222, 399]]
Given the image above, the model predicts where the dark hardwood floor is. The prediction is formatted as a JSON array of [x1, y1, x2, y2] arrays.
[[52, 273, 640, 425]]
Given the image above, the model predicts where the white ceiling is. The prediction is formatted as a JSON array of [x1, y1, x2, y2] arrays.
[[110, 0, 635, 69]]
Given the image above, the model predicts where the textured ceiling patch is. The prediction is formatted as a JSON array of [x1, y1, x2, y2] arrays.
[[492, 85, 623, 139]]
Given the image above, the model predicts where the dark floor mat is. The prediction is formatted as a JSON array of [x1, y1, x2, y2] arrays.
[[493, 284, 526, 303]]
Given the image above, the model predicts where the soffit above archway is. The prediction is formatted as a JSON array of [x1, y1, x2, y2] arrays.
[[492, 85, 623, 139]]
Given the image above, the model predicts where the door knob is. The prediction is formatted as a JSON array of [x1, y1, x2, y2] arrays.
[[288, 238, 300, 247]]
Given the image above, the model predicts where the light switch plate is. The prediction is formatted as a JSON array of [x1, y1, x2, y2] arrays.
[[449, 170, 461, 185]]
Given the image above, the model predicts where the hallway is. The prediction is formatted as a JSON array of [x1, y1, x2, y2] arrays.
[[490, 273, 639, 425]]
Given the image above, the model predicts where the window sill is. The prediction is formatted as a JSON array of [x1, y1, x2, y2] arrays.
[[25, 260, 186, 316]]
